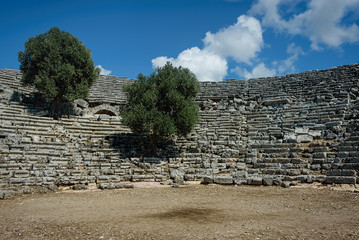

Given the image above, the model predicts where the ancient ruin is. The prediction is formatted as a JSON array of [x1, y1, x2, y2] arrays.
[[0, 64, 358, 198]]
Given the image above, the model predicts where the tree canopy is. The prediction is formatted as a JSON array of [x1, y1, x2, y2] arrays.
[[122, 62, 200, 144], [18, 27, 99, 107]]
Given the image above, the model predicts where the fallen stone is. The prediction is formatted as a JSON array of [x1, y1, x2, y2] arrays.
[[263, 177, 273, 186], [281, 181, 291, 188]]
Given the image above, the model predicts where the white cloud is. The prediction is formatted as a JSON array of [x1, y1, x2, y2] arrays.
[[250, 0, 359, 49], [96, 65, 112, 76], [152, 15, 263, 82], [277, 43, 304, 74], [232, 63, 276, 79], [203, 15, 263, 64], [232, 43, 304, 79], [152, 47, 227, 82]]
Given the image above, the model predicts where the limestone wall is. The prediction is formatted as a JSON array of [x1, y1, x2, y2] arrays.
[[0, 64, 358, 198]]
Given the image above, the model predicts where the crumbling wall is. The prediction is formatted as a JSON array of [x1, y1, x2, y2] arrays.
[[0, 64, 358, 198]]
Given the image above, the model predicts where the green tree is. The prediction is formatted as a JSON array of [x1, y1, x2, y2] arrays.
[[18, 27, 99, 116], [122, 62, 200, 153]]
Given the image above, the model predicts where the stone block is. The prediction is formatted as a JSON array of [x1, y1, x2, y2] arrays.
[[295, 127, 309, 134], [249, 176, 262, 185], [14, 170, 29, 178], [201, 175, 214, 184], [214, 175, 233, 185], [184, 174, 195, 181], [97, 175, 121, 183], [232, 171, 248, 185], [217, 163, 227, 169], [325, 176, 356, 184], [327, 169, 356, 176], [9, 178, 28, 184], [281, 181, 291, 188], [309, 130, 321, 137], [0, 171, 11, 177], [73, 184, 88, 190], [313, 152, 327, 158], [74, 99, 89, 108], [0, 190, 15, 199], [170, 169, 184, 179], [262, 177, 273, 186], [297, 135, 313, 143], [273, 178, 282, 186], [284, 132, 297, 142], [173, 176, 184, 184]]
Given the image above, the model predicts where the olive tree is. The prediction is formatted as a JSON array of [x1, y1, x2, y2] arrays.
[[122, 62, 200, 153], [18, 27, 99, 116]]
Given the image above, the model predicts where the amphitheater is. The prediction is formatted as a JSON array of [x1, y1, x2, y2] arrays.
[[0, 64, 358, 199]]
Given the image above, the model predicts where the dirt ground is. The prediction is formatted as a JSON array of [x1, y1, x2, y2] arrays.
[[1, 183, 359, 240]]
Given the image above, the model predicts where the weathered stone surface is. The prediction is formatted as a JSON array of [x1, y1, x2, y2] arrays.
[[73, 184, 88, 190], [262, 177, 273, 186], [201, 175, 214, 184], [98, 182, 134, 189], [325, 176, 356, 184], [249, 177, 262, 186], [232, 171, 248, 185], [74, 99, 89, 109], [281, 181, 291, 188], [1, 64, 359, 197], [214, 175, 233, 185], [297, 135, 313, 143]]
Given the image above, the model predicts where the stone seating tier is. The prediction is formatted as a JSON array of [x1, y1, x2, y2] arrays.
[[0, 64, 358, 198]]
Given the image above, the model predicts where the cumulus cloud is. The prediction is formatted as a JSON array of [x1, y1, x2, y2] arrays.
[[152, 1, 359, 81], [96, 65, 112, 76], [152, 47, 228, 82], [250, 0, 359, 49], [232, 43, 304, 79], [203, 15, 263, 63], [231, 63, 276, 79], [279, 43, 304, 73], [152, 15, 263, 82]]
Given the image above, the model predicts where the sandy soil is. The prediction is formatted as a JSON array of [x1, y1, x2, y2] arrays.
[[0, 184, 358, 240]]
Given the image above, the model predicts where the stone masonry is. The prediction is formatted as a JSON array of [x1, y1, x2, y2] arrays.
[[0, 64, 358, 198]]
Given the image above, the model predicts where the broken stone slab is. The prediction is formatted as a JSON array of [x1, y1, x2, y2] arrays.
[[74, 99, 89, 109]]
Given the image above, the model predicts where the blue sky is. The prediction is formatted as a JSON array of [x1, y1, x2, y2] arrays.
[[1, 0, 358, 81]]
